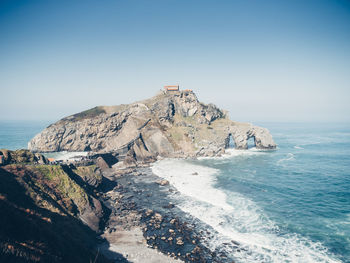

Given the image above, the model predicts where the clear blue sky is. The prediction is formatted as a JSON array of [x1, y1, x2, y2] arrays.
[[1, 0, 349, 122]]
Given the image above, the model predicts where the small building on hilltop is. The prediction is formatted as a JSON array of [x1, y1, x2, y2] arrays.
[[47, 158, 56, 164], [164, 85, 179, 91]]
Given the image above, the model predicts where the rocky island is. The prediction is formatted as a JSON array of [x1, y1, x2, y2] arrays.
[[1, 89, 276, 262], [28, 89, 276, 163]]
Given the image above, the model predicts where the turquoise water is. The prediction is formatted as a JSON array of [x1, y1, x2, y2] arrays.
[[152, 123, 350, 262], [0, 120, 50, 150], [1, 121, 350, 262], [193, 123, 350, 262]]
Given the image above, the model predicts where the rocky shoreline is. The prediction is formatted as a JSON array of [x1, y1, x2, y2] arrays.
[[97, 164, 240, 263], [0, 149, 242, 262]]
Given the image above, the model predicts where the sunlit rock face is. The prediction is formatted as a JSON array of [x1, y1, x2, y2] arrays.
[[28, 90, 276, 161]]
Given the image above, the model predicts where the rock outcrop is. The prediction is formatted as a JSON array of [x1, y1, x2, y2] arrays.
[[0, 149, 47, 166], [228, 124, 277, 150], [0, 161, 116, 262], [28, 90, 276, 162]]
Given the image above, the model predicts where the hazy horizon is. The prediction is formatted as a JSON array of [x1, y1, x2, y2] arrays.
[[1, 0, 350, 123]]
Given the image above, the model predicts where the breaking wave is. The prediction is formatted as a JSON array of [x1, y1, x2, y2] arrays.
[[152, 159, 340, 263], [42, 151, 88, 161]]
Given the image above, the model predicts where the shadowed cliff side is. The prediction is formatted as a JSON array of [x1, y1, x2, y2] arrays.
[[0, 150, 127, 263]]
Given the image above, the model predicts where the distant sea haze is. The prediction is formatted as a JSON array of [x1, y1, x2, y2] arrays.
[[1, 121, 349, 262]]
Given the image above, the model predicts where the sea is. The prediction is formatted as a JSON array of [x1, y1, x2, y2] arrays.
[[1, 121, 349, 263], [152, 122, 350, 263], [0, 120, 51, 150]]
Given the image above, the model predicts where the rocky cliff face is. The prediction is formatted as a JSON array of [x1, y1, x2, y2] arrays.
[[28, 90, 276, 162], [0, 152, 117, 262], [0, 149, 47, 165]]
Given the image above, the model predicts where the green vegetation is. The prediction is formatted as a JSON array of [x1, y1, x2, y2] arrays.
[[173, 114, 197, 125], [0, 149, 37, 165], [166, 113, 230, 151], [66, 104, 133, 121], [72, 165, 102, 182], [35, 165, 89, 213], [69, 106, 106, 121], [0, 164, 110, 263], [37, 165, 62, 180], [169, 128, 184, 142]]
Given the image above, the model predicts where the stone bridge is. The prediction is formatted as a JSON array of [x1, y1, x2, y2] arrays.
[[227, 124, 277, 150]]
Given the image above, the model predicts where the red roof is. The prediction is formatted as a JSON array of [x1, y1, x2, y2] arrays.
[[164, 85, 179, 91]]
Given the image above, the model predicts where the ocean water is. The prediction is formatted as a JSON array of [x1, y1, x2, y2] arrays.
[[1, 121, 349, 262], [0, 120, 88, 160], [0, 120, 51, 150], [152, 123, 350, 263]]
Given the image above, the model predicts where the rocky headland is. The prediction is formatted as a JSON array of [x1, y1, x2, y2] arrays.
[[28, 90, 276, 164]]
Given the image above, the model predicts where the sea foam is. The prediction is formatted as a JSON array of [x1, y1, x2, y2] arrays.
[[152, 159, 341, 263], [42, 151, 88, 161]]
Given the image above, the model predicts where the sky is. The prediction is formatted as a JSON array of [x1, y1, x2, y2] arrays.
[[0, 0, 350, 123]]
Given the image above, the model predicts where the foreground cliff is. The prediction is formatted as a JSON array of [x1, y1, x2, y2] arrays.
[[0, 150, 123, 262], [0, 150, 233, 262], [28, 90, 276, 163]]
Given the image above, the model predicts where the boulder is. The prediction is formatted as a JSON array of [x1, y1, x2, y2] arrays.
[[157, 179, 170, 186], [96, 156, 110, 170]]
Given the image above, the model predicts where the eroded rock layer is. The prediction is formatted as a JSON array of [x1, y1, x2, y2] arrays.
[[28, 90, 276, 161]]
